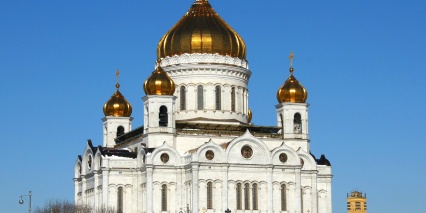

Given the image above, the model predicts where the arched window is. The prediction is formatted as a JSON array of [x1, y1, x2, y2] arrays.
[[117, 187, 123, 213], [236, 183, 242, 210], [252, 183, 258, 210], [180, 86, 186, 110], [161, 184, 167, 211], [117, 126, 125, 137], [293, 113, 302, 133], [244, 183, 250, 210], [231, 87, 236, 112], [281, 184, 287, 211], [159, 106, 168, 127], [207, 182, 213, 209], [197, 85, 204, 110], [242, 89, 245, 113], [215, 86, 221, 110]]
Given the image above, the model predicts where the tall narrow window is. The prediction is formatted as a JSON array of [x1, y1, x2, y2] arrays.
[[242, 89, 245, 113], [215, 86, 221, 110], [293, 113, 302, 133], [281, 184, 287, 211], [252, 183, 258, 210], [231, 87, 236, 112], [244, 183, 250, 210], [280, 114, 284, 138], [180, 86, 186, 110], [207, 182, 213, 209], [117, 126, 125, 137], [117, 187, 123, 213], [237, 183, 242, 210], [159, 106, 168, 127], [162, 184, 167, 211], [197, 85, 204, 110]]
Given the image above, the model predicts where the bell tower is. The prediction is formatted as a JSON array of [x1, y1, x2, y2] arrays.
[[142, 66, 176, 148], [276, 52, 309, 150], [102, 70, 133, 147]]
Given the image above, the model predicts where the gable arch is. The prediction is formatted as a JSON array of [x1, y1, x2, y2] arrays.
[[297, 148, 317, 170], [196, 139, 226, 163], [82, 147, 94, 175], [137, 147, 147, 168], [93, 150, 102, 171], [271, 142, 300, 166], [74, 157, 82, 179], [226, 130, 272, 164], [150, 142, 182, 166]]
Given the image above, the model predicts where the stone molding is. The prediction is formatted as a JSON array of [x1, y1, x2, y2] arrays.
[[158, 53, 249, 69]]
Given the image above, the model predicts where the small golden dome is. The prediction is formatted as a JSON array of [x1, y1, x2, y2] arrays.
[[247, 109, 252, 123], [277, 67, 308, 103], [157, 0, 246, 59], [103, 83, 133, 117], [144, 66, 176, 95]]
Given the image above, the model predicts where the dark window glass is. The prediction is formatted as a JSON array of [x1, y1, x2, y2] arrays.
[[198, 85, 204, 110], [180, 86, 186, 110], [159, 106, 168, 127], [244, 183, 250, 210], [252, 183, 258, 210], [237, 183, 242, 210], [231, 87, 236, 112], [117, 126, 125, 137], [117, 187, 123, 213], [207, 182, 213, 209], [162, 184, 167, 211], [215, 86, 221, 110], [281, 184, 287, 211]]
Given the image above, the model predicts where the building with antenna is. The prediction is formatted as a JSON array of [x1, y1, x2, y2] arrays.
[[73, 1, 333, 213], [347, 191, 367, 213]]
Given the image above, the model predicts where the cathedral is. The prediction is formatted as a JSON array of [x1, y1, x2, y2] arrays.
[[73, 1, 333, 213]]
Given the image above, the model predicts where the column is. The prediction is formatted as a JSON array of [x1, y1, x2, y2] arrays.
[[192, 163, 200, 213], [102, 169, 109, 208], [295, 169, 301, 213], [222, 166, 228, 212], [146, 166, 153, 213], [267, 167, 273, 213]]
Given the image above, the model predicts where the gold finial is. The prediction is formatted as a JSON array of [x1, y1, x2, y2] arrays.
[[289, 51, 294, 68], [289, 52, 295, 75], [115, 69, 120, 89]]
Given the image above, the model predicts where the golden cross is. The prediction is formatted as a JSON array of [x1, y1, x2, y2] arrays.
[[289, 51, 294, 68], [115, 69, 120, 84]]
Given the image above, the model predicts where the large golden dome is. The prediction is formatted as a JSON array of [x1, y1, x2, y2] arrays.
[[277, 67, 308, 103], [157, 0, 246, 60], [103, 83, 133, 117], [144, 66, 176, 95]]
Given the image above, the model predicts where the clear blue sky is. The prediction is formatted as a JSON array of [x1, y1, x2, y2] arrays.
[[1, 0, 425, 212]]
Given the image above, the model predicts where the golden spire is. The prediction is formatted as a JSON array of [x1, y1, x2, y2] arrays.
[[276, 52, 308, 103], [103, 70, 133, 117]]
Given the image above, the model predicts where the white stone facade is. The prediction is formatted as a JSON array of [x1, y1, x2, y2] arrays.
[[74, 5, 332, 213], [74, 55, 332, 213]]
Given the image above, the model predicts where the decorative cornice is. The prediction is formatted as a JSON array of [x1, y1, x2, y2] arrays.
[[158, 53, 249, 69]]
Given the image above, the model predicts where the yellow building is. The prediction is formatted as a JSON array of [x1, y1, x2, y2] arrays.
[[347, 191, 367, 213]]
